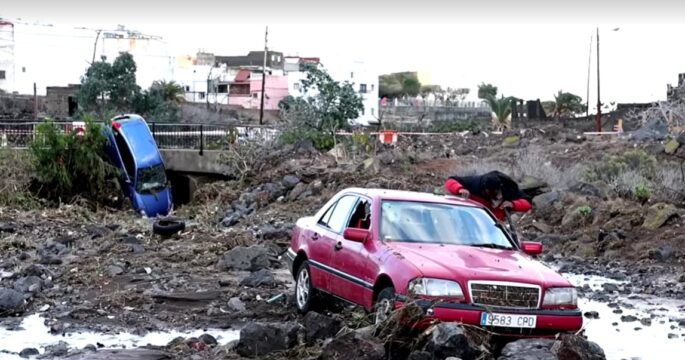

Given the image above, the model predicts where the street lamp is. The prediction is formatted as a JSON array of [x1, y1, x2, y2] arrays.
[[595, 27, 620, 132]]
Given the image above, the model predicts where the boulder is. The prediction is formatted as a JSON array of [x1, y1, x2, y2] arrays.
[[318, 331, 385, 360], [239, 269, 277, 288], [569, 182, 605, 198], [363, 157, 382, 175], [227, 297, 246, 312], [642, 203, 678, 230], [519, 176, 550, 197], [236, 322, 301, 357], [498, 339, 557, 359], [533, 191, 561, 212], [304, 311, 343, 344], [423, 323, 486, 360], [288, 182, 308, 201], [407, 351, 432, 360], [217, 245, 271, 271], [629, 118, 668, 141], [13, 276, 43, 294], [649, 245, 675, 261], [665, 139, 681, 154], [677, 131, 685, 145], [282, 175, 301, 189], [551, 334, 605, 360], [0, 288, 25, 314]]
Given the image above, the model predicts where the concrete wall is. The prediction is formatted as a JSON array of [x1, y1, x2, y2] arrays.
[[160, 149, 230, 175], [380, 105, 491, 123], [45, 85, 79, 119]]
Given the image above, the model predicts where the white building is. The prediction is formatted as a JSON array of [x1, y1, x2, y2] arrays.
[[285, 56, 379, 126], [0, 19, 172, 95]]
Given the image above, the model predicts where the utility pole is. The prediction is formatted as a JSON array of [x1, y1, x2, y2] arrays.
[[91, 29, 102, 64], [586, 33, 592, 119], [595, 27, 602, 132], [33, 82, 37, 120], [259, 26, 268, 125]]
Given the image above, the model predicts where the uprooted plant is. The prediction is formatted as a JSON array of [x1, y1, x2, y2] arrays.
[[28, 117, 120, 206]]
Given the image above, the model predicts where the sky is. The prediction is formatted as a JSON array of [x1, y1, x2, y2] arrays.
[[2, 0, 685, 109]]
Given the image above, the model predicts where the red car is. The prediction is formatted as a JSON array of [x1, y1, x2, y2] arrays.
[[285, 188, 582, 336]]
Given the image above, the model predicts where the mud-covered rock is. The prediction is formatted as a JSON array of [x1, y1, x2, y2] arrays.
[[239, 269, 277, 288], [282, 175, 301, 189], [642, 203, 678, 230], [19, 348, 39, 358], [569, 182, 605, 198], [13, 276, 43, 294], [236, 322, 301, 357], [552, 334, 605, 360], [217, 245, 271, 271], [498, 339, 556, 359], [44, 340, 69, 357], [318, 331, 385, 360], [228, 297, 246, 312], [0, 288, 25, 313], [423, 323, 486, 360], [533, 191, 561, 212], [304, 311, 343, 343], [407, 351, 432, 360]]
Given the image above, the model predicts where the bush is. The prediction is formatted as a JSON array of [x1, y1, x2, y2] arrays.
[[29, 117, 119, 205], [575, 205, 592, 217], [633, 183, 651, 203], [585, 149, 657, 184], [0, 149, 37, 207]]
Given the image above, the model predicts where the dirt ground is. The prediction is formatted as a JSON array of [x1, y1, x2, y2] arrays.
[[1, 124, 685, 359]]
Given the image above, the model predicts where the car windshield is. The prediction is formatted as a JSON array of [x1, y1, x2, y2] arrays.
[[379, 200, 514, 249], [136, 164, 167, 193]]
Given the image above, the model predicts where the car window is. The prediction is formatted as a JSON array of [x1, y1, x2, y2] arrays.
[[318, 200, 336, 227], [321, 195, 358, 233], [347, 198, 371, 230], [136, 164, 167, 193], [380, 200, 513, 248]]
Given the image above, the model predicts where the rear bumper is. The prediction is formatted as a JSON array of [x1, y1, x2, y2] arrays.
[[396, 297, 583, 337]]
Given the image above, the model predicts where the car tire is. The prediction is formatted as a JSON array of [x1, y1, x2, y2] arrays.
[[373, 287, 396, 325], [295, 261, 317, 313], [153, 218, 185, 237]]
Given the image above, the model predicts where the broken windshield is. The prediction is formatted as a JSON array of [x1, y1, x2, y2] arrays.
[[136, 164, 167, 193], [379, 200, 514, 248]]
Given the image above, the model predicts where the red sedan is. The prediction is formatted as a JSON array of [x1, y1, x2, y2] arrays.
[[285, 188, 582, 336]]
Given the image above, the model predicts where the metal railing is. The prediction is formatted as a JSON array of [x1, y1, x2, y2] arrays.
[[0, 121, 280, 153]]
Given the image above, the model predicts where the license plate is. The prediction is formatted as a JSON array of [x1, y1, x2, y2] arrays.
[[480, 312, 537, 328]]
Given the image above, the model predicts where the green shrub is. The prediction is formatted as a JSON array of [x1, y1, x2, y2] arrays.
[[585, 149, 657, 183], [280, 129, 336, 151], [633, 183, 651, 203], [29, 117, 118, 204], [575, 205, 592, 217]]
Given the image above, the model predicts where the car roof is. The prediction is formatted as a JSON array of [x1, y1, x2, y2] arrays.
[[341, 187, 482, 208]]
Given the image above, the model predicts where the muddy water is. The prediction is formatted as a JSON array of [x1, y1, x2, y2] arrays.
[[0, 313, 239, 359], [563, 273, 685, 360]]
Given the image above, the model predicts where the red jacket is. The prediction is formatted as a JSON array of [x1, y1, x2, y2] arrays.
[[444, 178, 531, 221]]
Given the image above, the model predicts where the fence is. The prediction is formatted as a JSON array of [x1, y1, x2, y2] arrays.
[[0, 121, 280, 153]]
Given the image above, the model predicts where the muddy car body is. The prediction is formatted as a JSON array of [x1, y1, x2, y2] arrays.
[[102, 114, 172, 217], [286, 188, 582, 336]]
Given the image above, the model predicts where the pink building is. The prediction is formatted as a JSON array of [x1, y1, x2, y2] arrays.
[[228, 69, 289, 110]]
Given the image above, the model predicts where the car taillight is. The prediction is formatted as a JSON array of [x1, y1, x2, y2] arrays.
[[112, 122, 121, 131]]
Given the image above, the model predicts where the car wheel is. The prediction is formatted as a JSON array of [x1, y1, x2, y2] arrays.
[[295, 261, 316, 313], [153, 218, 185, 237], [373, 287, 395, 325]]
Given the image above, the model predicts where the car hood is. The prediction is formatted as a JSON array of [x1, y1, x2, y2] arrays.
[[134, 190, 171, 217], [385, 242, 571, 288]]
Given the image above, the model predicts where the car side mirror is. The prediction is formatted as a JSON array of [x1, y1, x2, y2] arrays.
[[343, 228, 369, 243], [521, 241, 543, 256]]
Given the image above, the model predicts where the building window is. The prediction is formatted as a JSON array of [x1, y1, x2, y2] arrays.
[[253, 93, 259, 99], [350, 72, 354, 79], [199, 92, 206, 100], [371, 108, 375, 116], [361, 107, 365, 115], [359, 84, 367, 93], [185, 86, 190, 91], [294, 83, 300, 91], [217, 84, 228, 93], [0, 70, 5, 80], [371, 84, 375, 91]]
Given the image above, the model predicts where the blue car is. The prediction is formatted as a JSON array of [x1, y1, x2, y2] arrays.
[[102, 114, 172, 217]]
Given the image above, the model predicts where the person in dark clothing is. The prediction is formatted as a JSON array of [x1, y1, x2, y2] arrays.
[[444, 170, 531, 221]]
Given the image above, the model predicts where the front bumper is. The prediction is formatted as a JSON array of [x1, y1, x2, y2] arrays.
[[284, 248, 296, 275], [396, 297, 583, 337]]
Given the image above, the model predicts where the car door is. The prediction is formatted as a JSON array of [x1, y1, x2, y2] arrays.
[[308, 194, 359, 294], [330, 197, 378, 306]]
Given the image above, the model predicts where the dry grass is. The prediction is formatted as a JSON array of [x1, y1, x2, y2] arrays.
[[0, 149, 37, 207]]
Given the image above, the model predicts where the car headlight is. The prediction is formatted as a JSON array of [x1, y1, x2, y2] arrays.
[[408, 278, 464, 298], [543, 287, 577, 306]]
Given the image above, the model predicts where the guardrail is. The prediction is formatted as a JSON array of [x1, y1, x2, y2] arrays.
[[0, 122, 280, 153]]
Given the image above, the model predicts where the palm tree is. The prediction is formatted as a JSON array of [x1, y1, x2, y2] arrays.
[[482, 93, 514, 131], [151, 80, 186, 105], [553, 90, 585, 119]]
